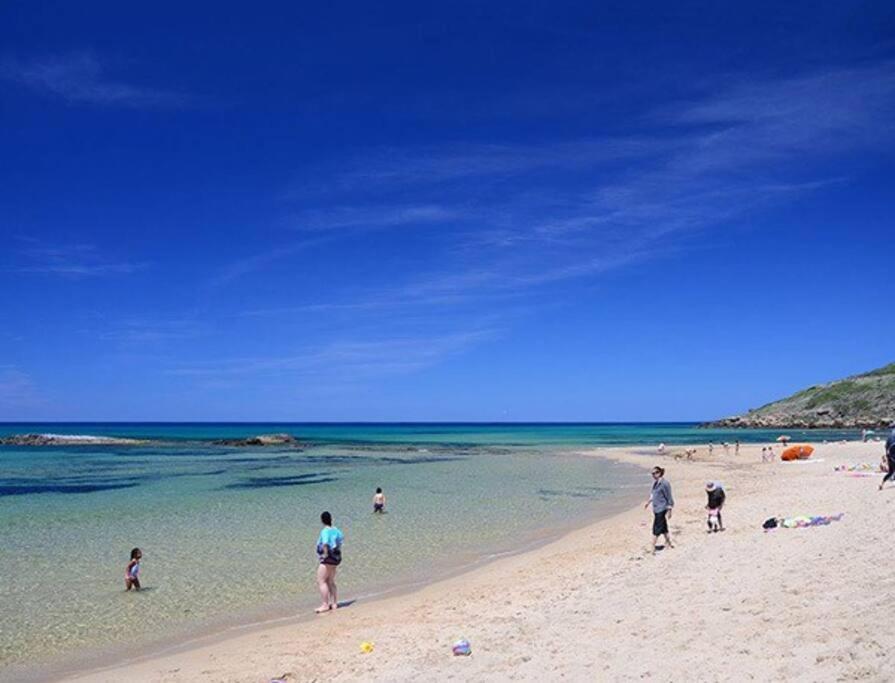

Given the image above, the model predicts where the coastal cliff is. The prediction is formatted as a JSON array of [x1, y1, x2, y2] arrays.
[[706, 363, 895, 429]]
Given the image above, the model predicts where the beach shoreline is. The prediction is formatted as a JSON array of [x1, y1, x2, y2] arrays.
[[13, 440, 895, 682], [4, 451, 646, 683]]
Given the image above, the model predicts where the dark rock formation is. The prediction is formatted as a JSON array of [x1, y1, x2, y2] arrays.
[[0, 433, 146, 446], [211, 433, 303, 447]]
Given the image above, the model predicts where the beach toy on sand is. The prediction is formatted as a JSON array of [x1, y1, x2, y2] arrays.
[[835, 463, 877, 472], [781, 445, 814, 461], [360, 641, 375, 654], [452, 639, 472, 656]]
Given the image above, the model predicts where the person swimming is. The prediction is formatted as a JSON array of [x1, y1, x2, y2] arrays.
[[373, 487, 386, 513], [125, 547, 142, 591]]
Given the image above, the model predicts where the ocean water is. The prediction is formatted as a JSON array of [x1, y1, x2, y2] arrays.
[[0, 423, 859, 675]]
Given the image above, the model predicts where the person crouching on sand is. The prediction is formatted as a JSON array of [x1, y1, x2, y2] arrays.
[[373, 487, 386, 513], [125, 547, 142, 591], [315, 511, 344, 613], [644, 466, 674, 553], [705, 481, 726, 532]]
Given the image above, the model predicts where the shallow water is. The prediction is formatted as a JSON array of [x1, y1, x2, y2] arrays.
[[0, 423, 859, 674]]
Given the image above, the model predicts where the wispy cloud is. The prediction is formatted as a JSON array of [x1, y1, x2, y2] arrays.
[[207, 238, 331, 287], [318, 63, 895, 266], [241, 63, 895, 323], [287, 138, 672, 198], [8, 240, 146, 278], [290, 204, 455, 231], [95, 318, 206, 344], [168, 330, 494, 380], [0, 52, 186, 107]]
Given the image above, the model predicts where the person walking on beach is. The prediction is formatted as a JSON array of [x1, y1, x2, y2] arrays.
[[644, 466, 674, 553], [373, 487, 386, 513], [705, 482, 726, 532], [315, 511, 343, 613], [879, 426, 895, 491]]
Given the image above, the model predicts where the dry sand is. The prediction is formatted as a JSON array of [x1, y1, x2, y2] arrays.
[[63, 441, 894, 682]]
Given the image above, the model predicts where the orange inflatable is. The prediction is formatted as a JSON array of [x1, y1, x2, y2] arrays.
[[781, 444, 814, 461]]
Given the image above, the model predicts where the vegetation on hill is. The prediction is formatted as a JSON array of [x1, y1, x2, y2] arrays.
[[706, 363, 895, 428]]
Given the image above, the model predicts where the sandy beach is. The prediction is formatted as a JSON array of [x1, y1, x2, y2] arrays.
[[58, 440, 894, 683]]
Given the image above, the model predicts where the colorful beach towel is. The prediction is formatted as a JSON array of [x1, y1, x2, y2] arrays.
[[780, 513, 844, 528]]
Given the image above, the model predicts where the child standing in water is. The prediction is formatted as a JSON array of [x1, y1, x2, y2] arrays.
[[373, 487, 386, 513], [125, 547, 142, 591], [315, 512, 343, 613]]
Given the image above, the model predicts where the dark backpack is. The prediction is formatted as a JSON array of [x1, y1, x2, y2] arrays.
[[762, 517, 778, 529]]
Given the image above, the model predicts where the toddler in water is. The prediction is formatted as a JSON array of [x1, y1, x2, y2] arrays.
[[373, 487, 386, 513], [125, 547, 142, 591]]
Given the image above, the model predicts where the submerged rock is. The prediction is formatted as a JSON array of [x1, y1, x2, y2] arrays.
[[211, 433, 303, 447], [0, 433, 147, 446]]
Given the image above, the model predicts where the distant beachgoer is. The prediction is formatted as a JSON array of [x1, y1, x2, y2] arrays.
[[315, 511, 344, 613], [373, 487, 386, 513], [644, 466, 674, 553], [761, 446, 767, 462], [723, 442, 730, 455], [708, 443, 714, 456], [705, 482, 726, 532], [879, 427, 895, 491], [735, 440, 740, 456], [125, 547, 142, 591], [658, 443, 666, 455]]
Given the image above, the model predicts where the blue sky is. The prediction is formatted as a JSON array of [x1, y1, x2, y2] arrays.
[[1, 1, 894, 421]]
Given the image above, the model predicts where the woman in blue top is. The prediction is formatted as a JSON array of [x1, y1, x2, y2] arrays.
[[315, 511, 343, 613]]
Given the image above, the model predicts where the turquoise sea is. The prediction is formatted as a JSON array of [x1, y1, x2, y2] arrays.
[[0, 423, 859, 677]]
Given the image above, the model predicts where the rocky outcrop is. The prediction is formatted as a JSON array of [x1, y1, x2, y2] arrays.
[[211, 433, 303, 447], [705, 362, 895, 429], [0, 434, 147, 446]]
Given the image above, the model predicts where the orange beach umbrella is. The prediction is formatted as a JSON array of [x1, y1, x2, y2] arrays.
[[781, 444, 814, 461]]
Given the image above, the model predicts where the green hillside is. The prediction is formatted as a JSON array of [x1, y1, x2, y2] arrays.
[[707, 363, 895, 428]]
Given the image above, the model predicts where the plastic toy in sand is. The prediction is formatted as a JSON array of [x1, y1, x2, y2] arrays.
[[360, 641, 375, 654], [452, 639, 472, 656], [781, 445, 814, 461]]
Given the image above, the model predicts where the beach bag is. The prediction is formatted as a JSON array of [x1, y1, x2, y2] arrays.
[[762, 517, 778, 529]]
